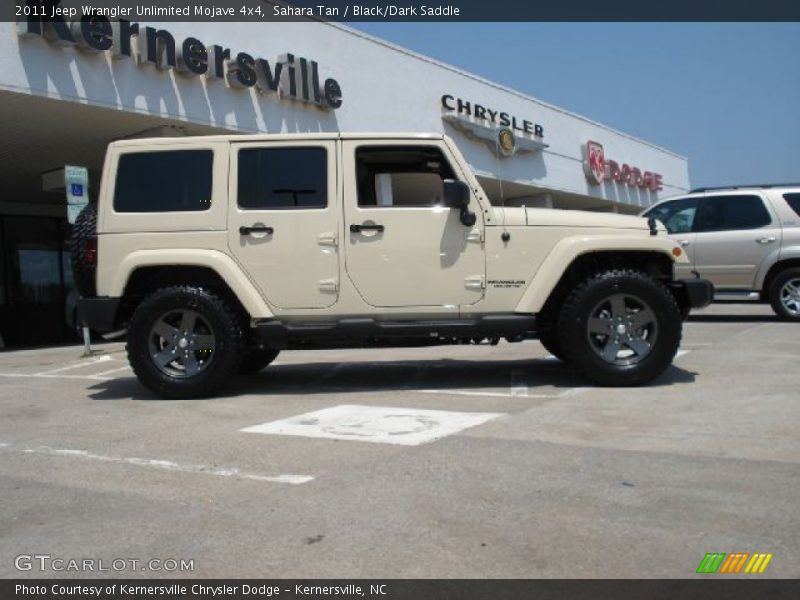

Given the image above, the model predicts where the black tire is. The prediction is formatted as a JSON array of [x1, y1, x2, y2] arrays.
[[70, 203, 98, 298], [538, 327, 567, 361], [557, 270, 682, 386], [239, 348, 280, 375], [768, 268, 800, 321], [127, 286, 245, 399]]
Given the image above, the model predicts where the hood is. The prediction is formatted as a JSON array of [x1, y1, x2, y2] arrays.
[[524, 207, 651, 230]]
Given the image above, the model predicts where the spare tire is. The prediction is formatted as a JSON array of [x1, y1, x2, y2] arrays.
[[70, 203, 98, 298]]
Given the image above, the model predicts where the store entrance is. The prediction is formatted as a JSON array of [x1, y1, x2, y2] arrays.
[[0, 216, 74, 348]]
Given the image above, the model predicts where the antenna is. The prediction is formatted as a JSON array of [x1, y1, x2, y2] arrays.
[[495, 133, 510, 242]]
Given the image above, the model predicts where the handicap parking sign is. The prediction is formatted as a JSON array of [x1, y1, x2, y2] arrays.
[[70, 183, 84, 197]]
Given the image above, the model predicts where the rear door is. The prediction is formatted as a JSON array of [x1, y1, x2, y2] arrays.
[[227, 141, 340, 309], [692, 193, 781, 290]]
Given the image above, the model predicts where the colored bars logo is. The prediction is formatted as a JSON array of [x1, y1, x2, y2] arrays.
[[696, 553, 773, 574]]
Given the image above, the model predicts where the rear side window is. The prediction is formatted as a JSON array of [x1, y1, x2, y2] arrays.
[[694, 195, 772, 232], [784, 193, 800, 217], [237, 147, 327, 210], [114, 150, 213, 213]]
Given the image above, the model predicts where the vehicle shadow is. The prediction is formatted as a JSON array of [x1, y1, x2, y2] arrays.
[[688, 314, 779, 323], [87, 357, 697, 401]]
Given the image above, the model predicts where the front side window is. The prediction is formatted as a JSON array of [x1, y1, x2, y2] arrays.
[[645, 197, 698, 234], [694, 195, 772, 232], [238, 147, 327, 210], [356, 146, 456, 207], [114, 150, 213, 213]]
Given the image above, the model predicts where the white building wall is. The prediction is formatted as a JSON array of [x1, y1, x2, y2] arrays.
[[0, 20, 689, 205]]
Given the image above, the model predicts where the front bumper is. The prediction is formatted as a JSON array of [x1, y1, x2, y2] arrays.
[[670, 278, 714, 309], [77, 297, 120, 332]]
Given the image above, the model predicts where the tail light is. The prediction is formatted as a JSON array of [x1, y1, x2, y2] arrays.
[[84, 239, 97, 266]]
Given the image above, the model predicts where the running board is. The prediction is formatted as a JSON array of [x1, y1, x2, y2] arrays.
[[714, 291, 761, 301], [255, 314, 537, 343]]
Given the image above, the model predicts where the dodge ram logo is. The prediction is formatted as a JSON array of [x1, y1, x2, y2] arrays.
[[583, 140, 606, 185]]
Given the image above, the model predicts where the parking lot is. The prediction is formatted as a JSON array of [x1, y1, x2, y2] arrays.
[[0, 302, 797, 579]]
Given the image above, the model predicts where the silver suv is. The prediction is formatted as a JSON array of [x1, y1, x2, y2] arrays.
[[643, 185, 800, 320]]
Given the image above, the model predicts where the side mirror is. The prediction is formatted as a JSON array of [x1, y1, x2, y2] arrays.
[[442, 179, 470, 209], [442, 179, 476, 227]]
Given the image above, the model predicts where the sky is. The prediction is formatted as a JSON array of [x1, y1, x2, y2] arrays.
[[349, 23, 799, 188]]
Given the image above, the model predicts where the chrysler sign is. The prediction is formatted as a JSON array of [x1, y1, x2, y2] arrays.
[[18, 10, 343, 110]]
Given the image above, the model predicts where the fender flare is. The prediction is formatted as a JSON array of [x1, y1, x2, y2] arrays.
[[108, 249, 274, 319], [515, 235, 686, 314]]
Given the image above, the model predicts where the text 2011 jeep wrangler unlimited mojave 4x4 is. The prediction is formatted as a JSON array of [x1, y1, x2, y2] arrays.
[[74, 133, 712, 399]]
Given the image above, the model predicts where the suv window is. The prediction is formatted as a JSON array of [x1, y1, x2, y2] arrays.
[[114, 150, 213, 213], [645, 197, 698, 234], [694, 195, 772, 232], [356, 146, 456, 207], [784, 193, 800, 217], [238, 147, 327, 210]]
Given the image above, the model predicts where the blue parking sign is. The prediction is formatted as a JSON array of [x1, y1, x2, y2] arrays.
[[71, 183, 84, 197]]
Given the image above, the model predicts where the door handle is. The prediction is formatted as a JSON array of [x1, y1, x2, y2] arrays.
[[239, 225, 274, 235], [678, 239, 691, 247], [350, 223, 385, 233], [756, 237, 776, 244]]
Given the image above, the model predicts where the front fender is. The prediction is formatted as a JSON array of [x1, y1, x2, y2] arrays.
[[515, 235, 686, 314], [106, 249, 274, 319]]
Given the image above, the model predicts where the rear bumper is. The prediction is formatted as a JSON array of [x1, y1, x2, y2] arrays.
[[77, 297, 120, 332], [670, 278, 714, 309]]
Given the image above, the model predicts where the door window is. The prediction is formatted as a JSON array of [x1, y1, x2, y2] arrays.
[[356, 147, 456, 207], [237, 147, 327, 210], [694, 195, 772, 232], [783, 193, 800, 217], [645, 197, 698, 233]]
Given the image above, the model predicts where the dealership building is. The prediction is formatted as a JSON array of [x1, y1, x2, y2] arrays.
[[0, 17, 689, 347]]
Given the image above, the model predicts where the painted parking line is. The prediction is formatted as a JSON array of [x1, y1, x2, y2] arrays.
[[34, 354, 113, 376], [0, 442, 313, 485], [242, 404, 504, 446]]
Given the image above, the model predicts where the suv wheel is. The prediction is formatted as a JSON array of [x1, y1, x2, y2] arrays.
[[239, 348, 280, 375], [127, 286, 244, 399], [768, 268, 800, 321], [538, 327, 567, 362], [557, 270, 682, 386]]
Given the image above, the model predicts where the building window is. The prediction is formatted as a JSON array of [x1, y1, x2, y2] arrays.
[[356, 146, 456, 207], [237, 147, 327, 210], [114, 150, 213, 213]]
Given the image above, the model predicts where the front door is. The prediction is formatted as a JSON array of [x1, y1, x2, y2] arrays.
[[227, 141, 339, 309], [692, 193, 781, 290], [646, 196, 699, 278], [342, 141, 486, 309]]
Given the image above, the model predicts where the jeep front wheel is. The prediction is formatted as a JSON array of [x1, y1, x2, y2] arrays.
[[557, 270, 682, 386], [127, 286, 244, 399]]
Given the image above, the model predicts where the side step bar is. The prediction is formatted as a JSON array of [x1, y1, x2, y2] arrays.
[[255, 314, 537, 343]]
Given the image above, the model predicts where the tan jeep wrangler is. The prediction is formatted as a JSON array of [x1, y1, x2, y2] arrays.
[[73, 133, 713, 399]]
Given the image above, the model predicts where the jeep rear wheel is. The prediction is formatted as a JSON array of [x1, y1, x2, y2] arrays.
[[557, 270, 682, 386], [768, 268, 800, 321], [127, 286, 244, 399]]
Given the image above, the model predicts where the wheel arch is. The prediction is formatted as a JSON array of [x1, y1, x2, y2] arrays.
[[760, 257, 800, 300], [109, 250, 274, 327], [516, 239, 680, 316]]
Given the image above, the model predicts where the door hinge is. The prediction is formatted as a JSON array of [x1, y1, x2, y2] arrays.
[[466, 228, 484, 243], [318, 278, 339, 293], [464, 275, 486, 290], [317, 231, 338, 246]]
